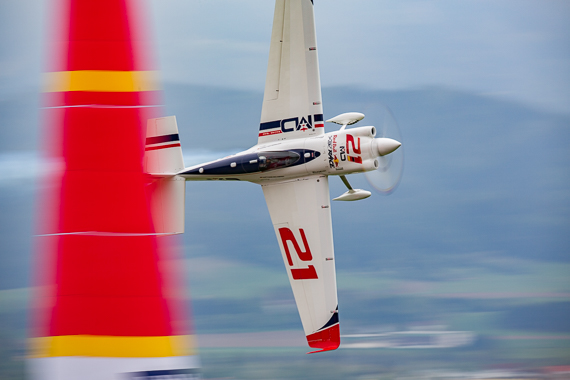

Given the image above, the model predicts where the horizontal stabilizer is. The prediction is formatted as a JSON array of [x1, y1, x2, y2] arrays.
[[145, 116, 185, 234], [146, 176, 185, 235]]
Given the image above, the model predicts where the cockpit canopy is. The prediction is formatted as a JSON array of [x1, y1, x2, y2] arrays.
[[258, 151, 300, 171]]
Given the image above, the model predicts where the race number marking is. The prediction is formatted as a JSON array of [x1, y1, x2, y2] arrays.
[[346, 134, 361, 154], [346, 134, 363, 164], [278, 227, 318, 280]]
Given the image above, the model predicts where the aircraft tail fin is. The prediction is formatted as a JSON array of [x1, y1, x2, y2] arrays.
[[144, 116, 185, 234], [145, 116, 184, 174]]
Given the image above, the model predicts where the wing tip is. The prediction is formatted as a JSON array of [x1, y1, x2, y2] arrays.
[[306, 346, 338, 354], [305, 323, 340, 354]]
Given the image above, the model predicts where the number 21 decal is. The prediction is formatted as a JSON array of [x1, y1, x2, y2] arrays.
[[346, 134, 363, 164], [278, 227, 318, 280]]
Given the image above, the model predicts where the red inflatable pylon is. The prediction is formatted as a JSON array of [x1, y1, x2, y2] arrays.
[[30, 1, 199, 378]]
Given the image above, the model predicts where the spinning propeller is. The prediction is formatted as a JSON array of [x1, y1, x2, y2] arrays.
[[365, 105, 404, 194]]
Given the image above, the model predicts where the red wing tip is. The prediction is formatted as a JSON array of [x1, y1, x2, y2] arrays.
[[306, 323, 340, 354], [306, 346, 339, 354]]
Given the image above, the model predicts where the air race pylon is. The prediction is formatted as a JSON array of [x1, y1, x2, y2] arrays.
[[30, 0, 199, 379]]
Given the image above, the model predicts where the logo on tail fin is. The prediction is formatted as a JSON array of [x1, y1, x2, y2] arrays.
[[298, 117, 311, 132]]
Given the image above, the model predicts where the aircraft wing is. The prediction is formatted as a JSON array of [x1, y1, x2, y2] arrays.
[[258, 0, 325, 144], [262, 175, 340, 352]]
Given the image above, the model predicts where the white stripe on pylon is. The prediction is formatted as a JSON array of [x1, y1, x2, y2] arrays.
[[28, 356, 200, 380]]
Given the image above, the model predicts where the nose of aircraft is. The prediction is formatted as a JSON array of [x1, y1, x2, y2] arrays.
[[375, 138, 402, 157]]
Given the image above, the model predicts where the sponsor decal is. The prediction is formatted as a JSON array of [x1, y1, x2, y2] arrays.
[[298, 117, 311, 131], [327, 134, 343, 169], [281, 117, 298, 133], [327, 135, 335, 168], [333, 156, 340, 167], [328, 133, 363, 168], [332, 135, 338, 167], [259, 114, 324, 137], [259, 130, 282, 137]]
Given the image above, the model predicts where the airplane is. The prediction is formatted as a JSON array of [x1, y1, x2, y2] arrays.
[[144, 0, 402, 354]]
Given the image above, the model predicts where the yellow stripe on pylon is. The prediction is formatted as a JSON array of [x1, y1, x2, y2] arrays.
[[44, 70, 161, 93], [29, 335, 195, 358]]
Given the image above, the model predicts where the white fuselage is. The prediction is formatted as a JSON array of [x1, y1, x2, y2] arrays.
[[178, 126, 382, 184]]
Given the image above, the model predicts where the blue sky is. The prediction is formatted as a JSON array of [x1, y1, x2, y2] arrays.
[[148, 0, 570, 113], [0, 0, 569, 114]]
